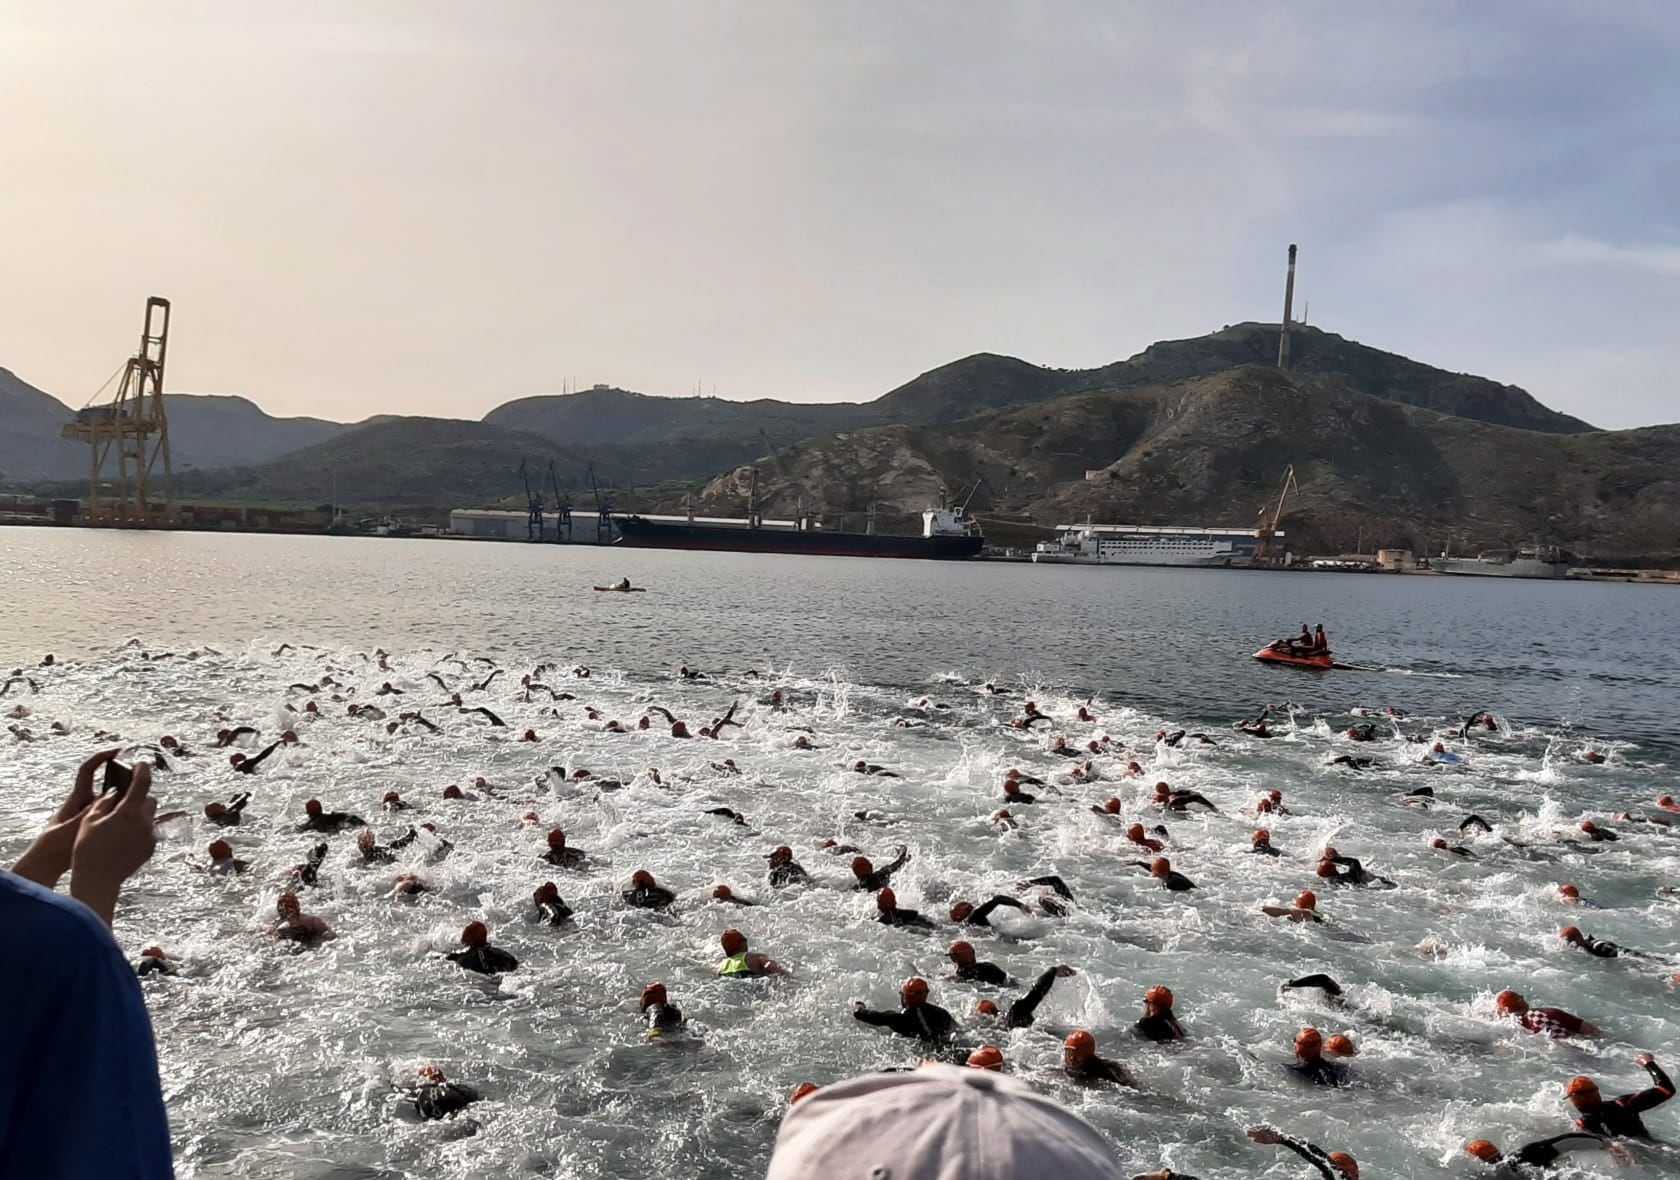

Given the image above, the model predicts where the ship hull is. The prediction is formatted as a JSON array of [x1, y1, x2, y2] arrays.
[[613, 517, 982, 560], [1031, 552, 1243, 568], [1436, 559, 1570, 580]]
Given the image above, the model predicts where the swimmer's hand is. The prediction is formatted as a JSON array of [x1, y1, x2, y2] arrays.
[[1054, 966, 1077, 978], [1246, 1126, 1282, 1145], [853, 1001, 865, 1012], [71, 761, 158, 928], [1636, 1053, 1655, 1066], [11, 748, 118, 888]]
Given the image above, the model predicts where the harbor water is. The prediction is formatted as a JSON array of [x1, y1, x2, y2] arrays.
[[2, 527, 1677, 1179]]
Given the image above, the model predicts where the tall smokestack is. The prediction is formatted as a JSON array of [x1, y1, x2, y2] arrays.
[[1277, 243, 1297, 369]]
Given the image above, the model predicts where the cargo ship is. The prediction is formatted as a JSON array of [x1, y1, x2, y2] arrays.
[[1031, 523, 1272, 567], [613, 506, 984, 560], [1434, 545, 1573, 579]]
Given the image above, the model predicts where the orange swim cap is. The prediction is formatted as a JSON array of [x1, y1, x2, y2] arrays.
[[1495, 990, 1527, 1015], [1295, 890, 1318, 911], [443, 785, 464, 799], [1253, 829, 1271, 843], [276, 891, 300, 916], [1566, 1075, 1599, 1098], [1328, 1151, 1359, 1180], [1269, 789, 1283, 802], [1560, 925, 1582, 941], [1580, 821, 1597, 833], [1464, 1141, 1501, 1163], [1295, 1027, 1323, 1053], [967, 1046, 1005, 1071], [1325, 1034, 1357, 1057], [790, 1082, 818, 1105], [1103, 798, 1121, 814], [1127, 823, 1146, 840], [1661, 795, 1677, 807], [876, 887, 897, 911], [1064, 1029, 1096, 1060], [204, 802, 226, 818], [383, 791, 400, 803], [1256, 798, 1275, 813], [713, 885, 734, 901], [851, 857, 873, 878], [208, 840, 233, 860], [1150, 858, 1171, 877], [141, 946, 166, 959], [418, 1065, 446, 1083], [901, 976, 929, 1006], [534, 882, 559, 903], [461, 921, 488, 947], [948, 941, 976, 965], [631, 870, 655, 889], [640, 982, 667, 1010], [950, 901, 974, 922], [1559, 884, 1579, 899], [1145, 985, 1174, 1007], [547, 829, 566, 848], [1003, 781, 1020, 795], [721, 929, 747, 954], [305, 799, 323, 817], [1430, 838, 1447, 849], [976, 999, 999, 1016]]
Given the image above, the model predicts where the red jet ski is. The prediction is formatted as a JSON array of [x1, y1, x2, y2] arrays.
[[1254, 641, 1334, 670]]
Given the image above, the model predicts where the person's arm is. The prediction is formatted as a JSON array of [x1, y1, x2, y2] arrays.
[[853, 1004, 897, 1028], [971, 895, 1028, 924], [880, 846, 911, 876], [749, 953, 787, 976], [1513, 1133, 1610, 1166], [1024, 875, 1075, 901], [1623, 1055, 1676, 1113], [1007, 966, 1073, 1028], [69, 762, 159, 928], [1264, 1132, 1337, 1180], [11, 749, 114, 887]]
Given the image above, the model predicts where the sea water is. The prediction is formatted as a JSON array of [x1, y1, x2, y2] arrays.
[[2, 528, 1677, 1179]]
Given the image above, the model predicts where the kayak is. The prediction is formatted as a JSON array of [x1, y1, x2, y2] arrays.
[[593, 586, 647, 593], [1253, 645, 1334, 670]]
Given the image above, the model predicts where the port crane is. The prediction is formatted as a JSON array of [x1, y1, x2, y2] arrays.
[[1254, 464, 1298, 563], [588, 463, 613, 544], [548, 460, 571, 542], [518, 459, 544, 540], [62, 296, 175, 524]]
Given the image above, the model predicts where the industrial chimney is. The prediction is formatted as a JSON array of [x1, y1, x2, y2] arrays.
[[1277, 244, 1298, 369]]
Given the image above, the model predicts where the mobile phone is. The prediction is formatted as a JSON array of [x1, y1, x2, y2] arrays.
[[102, 760, 134, 797]]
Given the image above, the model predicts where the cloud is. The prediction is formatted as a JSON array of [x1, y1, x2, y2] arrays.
[[1534, 235, 1680, 279]]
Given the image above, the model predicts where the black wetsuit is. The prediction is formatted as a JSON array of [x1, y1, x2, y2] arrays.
[[1575, 1059, 1675, 1139], [1067, 1056, 1134, 1086], [290, 843, 329, 887], [1502, 1132, 1613, 1171], [1024, 875, 1075, 901], [958, 895, 1030, 927], [1272, 1134, 1347, 1180], [769, 861, 812, 887], [956, 961, 1009, 986], [877, 907, 936, 930], [1282, 973, 1344, 998], [207, 794, 251, 827], [234, 741, 283, 774], [1582, 826, 1619, 843], [1164, 792, 1217, 812], [543, 847, 586, 868], [414, 1081, 479, 1120], [1460, 814, 1494, 833], [645, 1001, 685, 1037], [536, 899, 573, 926], [298, 810, 367, 834], [359, 843, 396, 866], [1289, 1056, 1345, 1087], [1004, 968, 1064, 1029], [1005, 790, 1038, 804], [1572, 934, 1635, 959], [135, 956, 176, 978], [854, 1002, 956, 1043], [1330, 755, 1375, 769], [447, 944, 520, 975], [1135, 1012, 1186, 1042], [624, 884, 678, 911], [855, 848, 911, 891]]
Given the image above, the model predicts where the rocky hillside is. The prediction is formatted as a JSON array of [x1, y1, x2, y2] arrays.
[[673, 367, 1676, 562], [0, 369, 89, 481]]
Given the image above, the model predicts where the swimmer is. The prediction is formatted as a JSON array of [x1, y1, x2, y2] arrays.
[[391, 874, 430, 898], [1062, 1029, 1136, 1086], [717, 928, 786, 977], [966, 1046, 1006, 1072], [1002, 780, 1037, 805], [1281, 973, 1344, 1001], [1431, 837, 1475, 858], [1091, 797, 1123, 817], [135, 946, 175, 978], [533, 882, 573, 925], [947, 940, 1008, 985], [972, 965, 1076, 1028], [1346, 724, 1380, 743], [1136, 857, 1195, 891], [1460, 814, 1494, 834], [471, 668, 503, 692], [1329, 755, 1375, 770], [1560, 926, 1650, 960], [948, 895, 1030, 928], [542, 829, 586, 868], [409, 1065, 479, 1121], [1152, 782, 1218, 812], [875, 887, 935, 930], [272, 892, 335, 946], [296, 799, 366, 834], [851, 846, 911, 891], [853, 976, 954, 1043], [852, 760, 900, 778], [1463, 1133, 1627, 1173], [446, 922, 519, 975], [1289, 1027, 1346, 1087], [1460, 711, 1500, 738], [766, 845, 812, 887], [390, 823, 454, 861], [1246, 1127, 1358, 1180], [623, 871, 678, 911], [231, 740, 283, 774], [1127, 824, 1165, 853], [1316, 848, 1394, 887], [1576, 821, 1618, 843], [1251, 829, 1281, 857], [1019, 874, 1076, 916], [203, 792, 252, 827], [704, 807, 749, 826], [462, 705, 505, 727], [1134, 985, 1186, 1042], [641, 982, 685, 1038], [1494, 990, 1599, 1038], [287, 842, 329, 888], [711, 885, 756, 907], [383, 791, 412, 811], [206, 839, 249, 875], [356, 829, 397, 866], [1261, 891, 1324, 924], [215, 725, 259, 747], [1566, 1056, 1675, 1139]]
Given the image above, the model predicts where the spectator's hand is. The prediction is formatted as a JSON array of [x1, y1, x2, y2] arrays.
[[70, 761, 158, 927], [10, 748, 118, 887]]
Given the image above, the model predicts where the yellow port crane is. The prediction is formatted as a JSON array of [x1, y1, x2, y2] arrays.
[[1254, 464, 1297, 563], [62, 296, 175, 526]]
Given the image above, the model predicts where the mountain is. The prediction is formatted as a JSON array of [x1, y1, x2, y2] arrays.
[[485, 387, 875, 447], [672, 366, 1676, 562], [0, 369, 88, 481]]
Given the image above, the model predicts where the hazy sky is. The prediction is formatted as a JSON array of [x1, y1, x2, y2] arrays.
[[3, 1, 1676, 428]]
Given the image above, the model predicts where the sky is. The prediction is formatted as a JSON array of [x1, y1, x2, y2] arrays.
[[2, 1, 1676, 429]]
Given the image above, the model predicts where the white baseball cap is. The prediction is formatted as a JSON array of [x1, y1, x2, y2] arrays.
[[766, 1064, 1125, 1180]]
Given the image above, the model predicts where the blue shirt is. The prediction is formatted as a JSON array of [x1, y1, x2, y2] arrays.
[[0, 871, 173, 1178]]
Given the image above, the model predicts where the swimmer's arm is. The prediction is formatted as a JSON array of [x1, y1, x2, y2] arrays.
[[971, 895, 1028, 924], [1625, 1057, 1675, 1110], [1023, 874, 1075, 901]]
